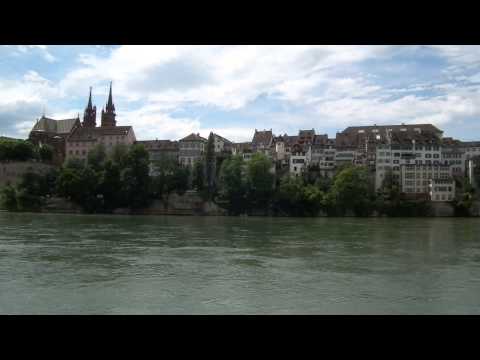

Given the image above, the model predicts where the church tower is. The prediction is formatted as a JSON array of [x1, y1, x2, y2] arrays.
[[101, 81, 116, 127], [83, 87, 97, 127]]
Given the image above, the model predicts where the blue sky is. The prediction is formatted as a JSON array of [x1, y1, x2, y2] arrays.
[[1, 45, 480, 142]]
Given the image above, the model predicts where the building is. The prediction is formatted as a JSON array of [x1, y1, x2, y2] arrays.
[[65, 84, 136, 163], [289, 143, 311, 177], [212, 133, 233, 154], [375, 131, 443, 191], [252, 129, 274, 157], [178, 133, 207, 166], [401, 164, 452, 196], [232, 142, 254, 161], [429, 178, 456, 202], [338, 123, 443, 170], [29, 115, 81, 165], [136, 139, 179, 175], [137, 140, 179, 162]]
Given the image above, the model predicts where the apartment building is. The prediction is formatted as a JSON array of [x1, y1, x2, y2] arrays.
[[401, 164, 452, 196], [429, 178, 456, 202]]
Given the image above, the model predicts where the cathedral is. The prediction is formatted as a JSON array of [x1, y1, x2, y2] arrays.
[[64, 83, 136, 163]]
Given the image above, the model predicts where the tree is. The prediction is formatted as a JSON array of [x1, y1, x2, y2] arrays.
[[98, 160, 124, 211], [275, 176, 305, 216], [11, 140, 36, 161], [0, 139, 36, 161], [0, 185, 18, 211], [274, 176, 325, 216], [192, 159, 205, 193], [56, 164, 101, 212], [122, 144, 151, 209], [218, 155, 247, 214], [87, 143, 107, 170], [151, 158, 190, 208], [246, 153, 275, 211], [38, 144, 54, 163], [111, 143, 129, 167], [328, 165, 374, 216], [205, 132, 216, 200]]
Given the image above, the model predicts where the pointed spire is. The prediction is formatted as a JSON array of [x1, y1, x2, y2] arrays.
[[87, 86, 93, 109], [106, 81, 115, 112]]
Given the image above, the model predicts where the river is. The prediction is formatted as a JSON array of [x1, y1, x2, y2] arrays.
[[1, 212, 480, 314]]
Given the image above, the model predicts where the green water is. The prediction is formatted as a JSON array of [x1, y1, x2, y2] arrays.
[[0, 212, 479, 314]]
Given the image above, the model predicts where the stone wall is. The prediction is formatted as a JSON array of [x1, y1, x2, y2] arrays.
[[136, 191, 227, 216], [0, 161, 56, 188], [430, 201, 455, 217]]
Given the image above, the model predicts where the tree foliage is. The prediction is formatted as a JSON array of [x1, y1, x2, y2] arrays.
[[217, 155, 246, 214], [246, 153, 275, 211]]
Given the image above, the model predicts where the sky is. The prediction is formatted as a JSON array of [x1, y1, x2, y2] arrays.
[[1, 45, 480, 142]]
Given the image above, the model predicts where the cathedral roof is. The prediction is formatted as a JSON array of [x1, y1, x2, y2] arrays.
[[31, 116, 80, 134]]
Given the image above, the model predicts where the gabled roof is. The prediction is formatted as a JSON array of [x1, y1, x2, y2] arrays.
[[68, 126, 133, 141], [252, 129, 273, 147], [213, 133, 233, 144], [31, 116, 80, 134], [180, 133, 207, 142]]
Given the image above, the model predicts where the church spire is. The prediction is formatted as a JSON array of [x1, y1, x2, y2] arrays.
[[83, 87, 97, 128], [101, 81, 116, 127], [87, 86, 93, 109], [106, 81, 115, 113]]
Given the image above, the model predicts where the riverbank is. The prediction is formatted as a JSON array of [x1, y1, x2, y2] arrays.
[[2, 195, 480, 217]]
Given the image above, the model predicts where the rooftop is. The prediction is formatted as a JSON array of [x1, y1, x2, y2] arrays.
[[68, 126, 133, 141], [31, 116, 80, 135]]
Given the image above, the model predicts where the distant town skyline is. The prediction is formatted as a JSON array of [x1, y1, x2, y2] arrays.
[[2, 45, 480, 142]]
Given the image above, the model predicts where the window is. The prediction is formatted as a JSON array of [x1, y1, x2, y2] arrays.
[[425, 154, 432, 158], [433, 154, 439, 158], [393, 160, 399, 164]]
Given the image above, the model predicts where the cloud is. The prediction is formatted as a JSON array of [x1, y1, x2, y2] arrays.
[[4, 45, 480, 141]]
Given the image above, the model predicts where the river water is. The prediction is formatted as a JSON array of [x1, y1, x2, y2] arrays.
[[1, 212, 480, 314]]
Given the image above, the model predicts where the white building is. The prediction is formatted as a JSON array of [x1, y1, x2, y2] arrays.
[[401, 164, 452, 195], [430, 178, 456, 202], [289, 144, 311, 177]]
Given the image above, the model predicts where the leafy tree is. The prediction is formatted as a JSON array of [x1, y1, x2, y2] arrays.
[[0, 139, 36, 161], [192, 159, 205, 193], [98, 160, 124, 211], [122, 144, 151, 209], [38, 144, 54, 163], [111, 143, 129, 167], [205, 132, 216, 200], [274, 176, 325, 216], [0, 185, 18, 211], [11, 140, 36, 161], [328, 165, 374, 216], [246, 153, 275, 211], [64, 158, 85, 171], [151, 158, 190, 207], [87, 143, 107, 170], [218, 155, 247, 214]]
